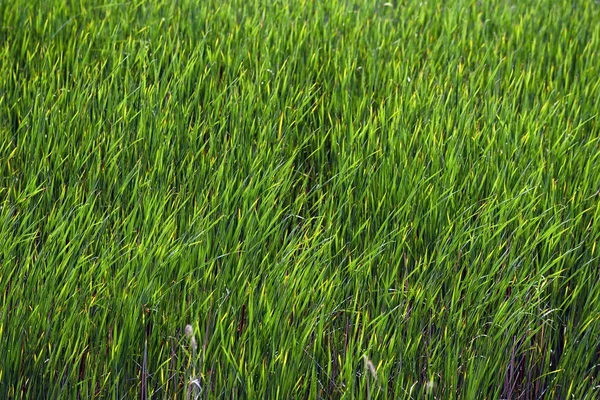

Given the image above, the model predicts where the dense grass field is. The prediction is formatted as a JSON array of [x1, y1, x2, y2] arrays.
[[1, 0, 600, 398]]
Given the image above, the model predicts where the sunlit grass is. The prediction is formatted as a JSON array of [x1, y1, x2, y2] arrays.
[[1, 0, 600, 398]]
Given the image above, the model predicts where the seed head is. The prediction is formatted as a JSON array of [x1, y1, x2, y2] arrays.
[[185, 324, 198, 352]]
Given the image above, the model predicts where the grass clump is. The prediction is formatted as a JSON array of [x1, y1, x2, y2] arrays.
[[1, 0, 600, 398]]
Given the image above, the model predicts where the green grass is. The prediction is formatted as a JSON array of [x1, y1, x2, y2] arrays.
[[1, 0, 600, 398]]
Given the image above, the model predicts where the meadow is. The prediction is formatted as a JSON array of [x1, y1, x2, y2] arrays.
[[1, 0, 600, 398]]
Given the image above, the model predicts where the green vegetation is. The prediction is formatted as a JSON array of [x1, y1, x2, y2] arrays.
[[1, 0, 600, 398]]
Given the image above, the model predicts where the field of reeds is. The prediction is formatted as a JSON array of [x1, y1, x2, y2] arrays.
[[1, 0, 600, 398]]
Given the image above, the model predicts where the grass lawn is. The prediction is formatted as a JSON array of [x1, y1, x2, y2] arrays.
[[1, 0, 600, 398]]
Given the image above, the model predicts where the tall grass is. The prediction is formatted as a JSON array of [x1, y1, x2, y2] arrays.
[[1, 0, 599, 398]]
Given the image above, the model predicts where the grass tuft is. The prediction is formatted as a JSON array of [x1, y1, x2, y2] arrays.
[[1, 0, 599, 398]]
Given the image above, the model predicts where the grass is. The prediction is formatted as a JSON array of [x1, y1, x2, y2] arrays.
[[1, 0, 600, 398]]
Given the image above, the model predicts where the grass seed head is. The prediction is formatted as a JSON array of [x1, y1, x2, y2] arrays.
[[364, 355, 377, 381], [185, 324, 197, 352]]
